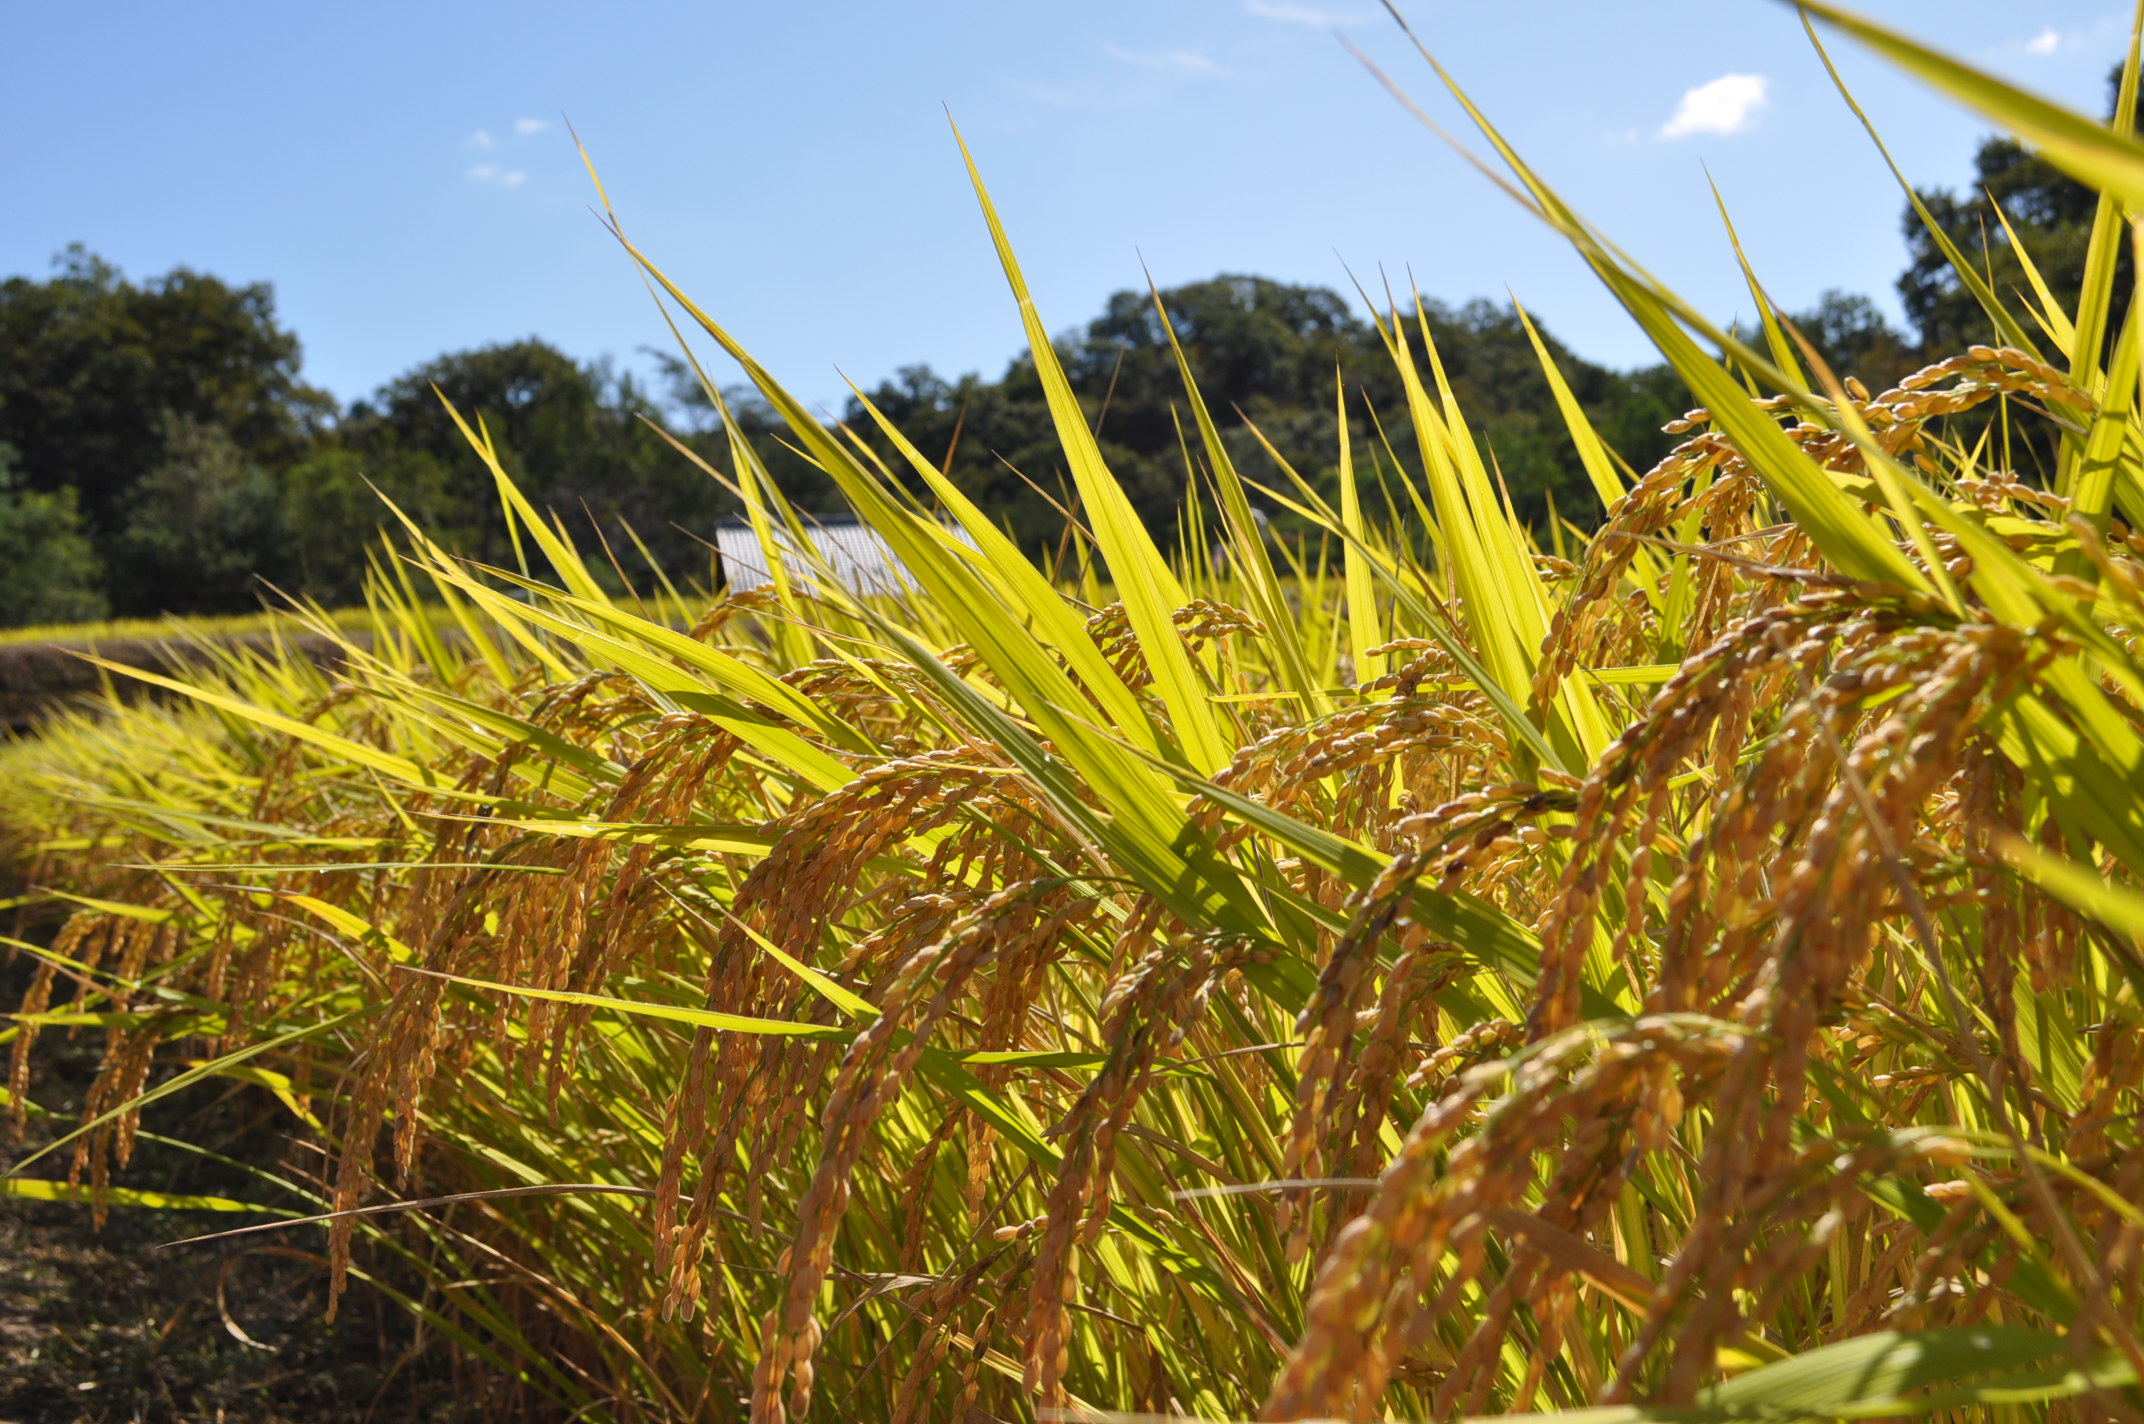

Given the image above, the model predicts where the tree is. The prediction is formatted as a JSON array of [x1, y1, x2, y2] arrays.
[[1900, 72, 2132, 357], [278, 444, 461, 607], [840, 276, 1684, 546], [1786, 290, 1921, 394], [0, 247, 332, 536], [0, 443, 105, 627], [0, 247, 1698, 616], [109, 416, 288, 615], [332, 340, 729, 585]]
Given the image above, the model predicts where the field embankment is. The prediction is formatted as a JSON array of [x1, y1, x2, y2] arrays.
[[0, 628, 366, 734]]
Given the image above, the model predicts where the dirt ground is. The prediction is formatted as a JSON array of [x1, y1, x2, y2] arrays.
[[0, 1194, 467, 1424], [0, 940, 473, 1424]]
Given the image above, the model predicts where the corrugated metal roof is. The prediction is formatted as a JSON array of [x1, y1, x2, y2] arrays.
[[714, 517, 921, 597]]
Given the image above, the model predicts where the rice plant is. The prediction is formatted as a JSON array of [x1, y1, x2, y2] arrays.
[[9, 5, 2144, 1421]]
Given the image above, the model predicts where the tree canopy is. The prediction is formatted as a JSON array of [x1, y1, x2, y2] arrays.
[[1899, 69, 2134, 360], [0, 246, 331, 536], [313, 341, 717, 600], [0, 441, 104, 626], [830, 277, 1685, 549], [0, 250, 1912, 624]]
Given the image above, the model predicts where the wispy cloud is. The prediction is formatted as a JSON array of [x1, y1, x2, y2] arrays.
[[1103, 43, 1232, 77], [1659, 73, 1768, 139], [515, 116, 550, 135], [2025, 27, 2061, 56], [1001, 76, 1139, 110], [467, 162, 527, 188], [465, 129, 496, 151], [1006, 40, 1239, 112], [1245, 0, 1369, 24]]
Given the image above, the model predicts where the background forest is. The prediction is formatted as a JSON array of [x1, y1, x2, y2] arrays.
[[0, 114, 2104, 625]]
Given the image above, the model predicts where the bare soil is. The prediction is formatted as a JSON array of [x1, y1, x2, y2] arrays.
[[0, 921, 472, 1424]]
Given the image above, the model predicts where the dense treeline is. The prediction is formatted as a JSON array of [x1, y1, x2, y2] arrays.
[[0, 118, 2094, 622], [828, 281, 1689, 555]]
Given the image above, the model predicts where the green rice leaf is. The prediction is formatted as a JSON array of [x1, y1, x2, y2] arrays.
[[950, 124, 1233, 774]]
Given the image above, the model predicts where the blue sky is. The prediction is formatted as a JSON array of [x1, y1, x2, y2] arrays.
[[2, 2, 2127, 412]]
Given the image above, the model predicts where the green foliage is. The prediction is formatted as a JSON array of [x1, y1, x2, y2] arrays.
[[277, 445, 439, 605], [6, 88, 2122, 634], [0, 245, 331, 534], [1900, 70, 2136, 355], [834, 277, 1687, 542], [1783, 289, 1921, 393], [0, 442, 105, 627], [326, 339, 727, 587], [108, 416, 289, 615]]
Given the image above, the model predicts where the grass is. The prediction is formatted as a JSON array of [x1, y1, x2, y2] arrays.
[[6, 6, 2144, 1422], [0, 594, 717, 651], [0, 606, 372, 649]]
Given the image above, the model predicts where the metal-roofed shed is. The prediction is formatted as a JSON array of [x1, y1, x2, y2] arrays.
[[713, 516, 921, 598]]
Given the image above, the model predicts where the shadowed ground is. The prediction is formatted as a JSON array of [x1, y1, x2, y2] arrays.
[[0, 924, 475, 1424]]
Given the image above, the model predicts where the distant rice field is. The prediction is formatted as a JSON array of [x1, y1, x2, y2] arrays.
[[0, 607, 369, 649]]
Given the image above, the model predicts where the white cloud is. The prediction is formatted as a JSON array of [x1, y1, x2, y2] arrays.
[[2026, 27, 2061, 55], [467, 163, 526, 187], [465, 129, 496, 151], [1245, 0, 1367, 23], [515, 116, 550, 135], [1006, 43, 1239, 111], [1103, 43, 1231, 77], [1002, 76, 1127, 109], [1659, 73, 1769, 139]]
